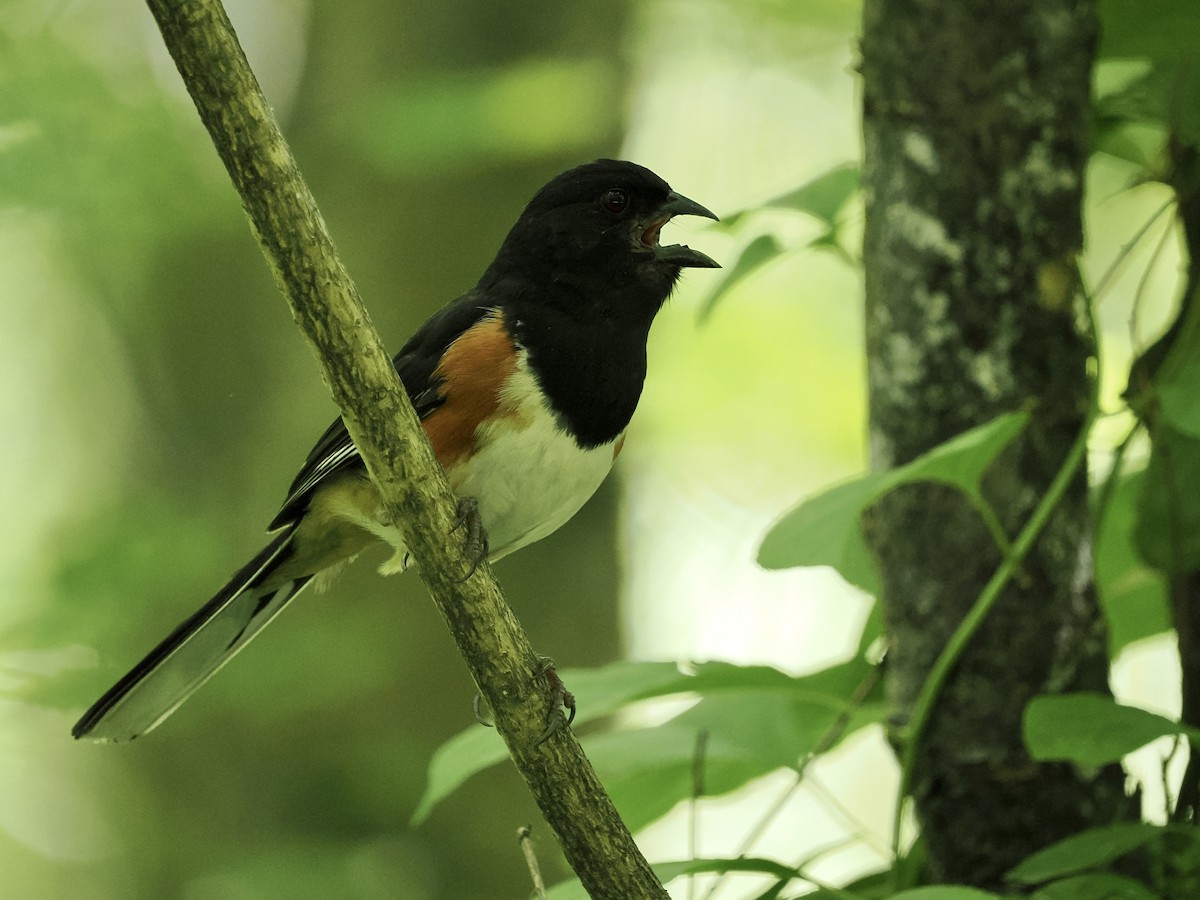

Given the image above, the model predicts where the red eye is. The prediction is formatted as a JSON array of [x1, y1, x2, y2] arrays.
[[602, 188, 629, 214]]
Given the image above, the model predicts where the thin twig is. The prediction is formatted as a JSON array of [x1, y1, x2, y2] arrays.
[[518, 826, 548, 900]]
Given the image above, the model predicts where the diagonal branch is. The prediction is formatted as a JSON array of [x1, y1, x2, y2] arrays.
[[143, 2, 666, 897]]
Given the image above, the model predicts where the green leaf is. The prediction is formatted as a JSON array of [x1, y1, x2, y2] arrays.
[[1092, 118, 1167, 170], [408, 722, 508, 826], [759, 412, 1029, 591], [894, 411, 1028, 491], [1007, 822, 1163, 884], [1031, 873, 1160, 900], [545, 858, 801, 900], [890, 888, 1002, 900], [762, 163, 860, 226], [720, 163, 859, 229], [1159, 379, 1200, 440], [1094, 2, 1200, 144], [411, 661, 687, 824], [662, 856, 799, 881], [800, 848, 927, 899], [699, 164, 860, 319], [698, 234, 784, 322], [1095, 59, 1156, 101], [1094, 469, 1171, 654], [1023, 693, 1200, 766], [1098, 0, 1200, 61], [758, 474, 885, 593], [412, 660, 881, 826], [1134, 424, 1200, 572], [591, 659, 882, 831]]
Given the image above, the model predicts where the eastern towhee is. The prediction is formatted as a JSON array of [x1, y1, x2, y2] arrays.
[[73, 159, 719, 742]]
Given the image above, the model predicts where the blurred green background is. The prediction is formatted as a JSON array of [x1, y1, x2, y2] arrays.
[[1, 0, 1184, 898]]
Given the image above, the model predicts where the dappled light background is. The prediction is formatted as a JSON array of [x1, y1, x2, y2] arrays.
[[1, 0, 1185, 898]]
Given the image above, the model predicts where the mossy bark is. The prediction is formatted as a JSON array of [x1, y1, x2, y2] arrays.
[[860, 0, 1131, 885]]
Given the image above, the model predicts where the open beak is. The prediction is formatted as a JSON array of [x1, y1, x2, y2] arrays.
[[642, 191, 721, 269]]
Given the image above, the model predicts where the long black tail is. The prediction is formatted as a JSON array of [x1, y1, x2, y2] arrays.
[[73, 527, 312, 742]]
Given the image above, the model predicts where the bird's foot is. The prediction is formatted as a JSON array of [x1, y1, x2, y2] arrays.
[[535, 656, 576, 745], [469, 658, 575, 744], [452, 496, 489, 582]]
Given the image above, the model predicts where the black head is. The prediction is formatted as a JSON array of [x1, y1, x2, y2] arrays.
[[482, 159, 719, 305]]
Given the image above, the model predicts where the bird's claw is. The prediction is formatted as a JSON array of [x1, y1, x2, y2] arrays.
[[469, 658, 576, 744], [472, 691, 493, 728], [452, 496, 489, 582], [535, 657, 576, 745]]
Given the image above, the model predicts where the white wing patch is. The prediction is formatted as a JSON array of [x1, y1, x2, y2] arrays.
[[287, 444, 360, 505]]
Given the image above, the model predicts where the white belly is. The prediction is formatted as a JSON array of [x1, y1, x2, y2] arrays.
[[451, 363, 619, 560], [372, 352, 620, 572]]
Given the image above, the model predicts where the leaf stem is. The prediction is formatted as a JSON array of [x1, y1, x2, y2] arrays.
[[963, 491, 1014, 559]]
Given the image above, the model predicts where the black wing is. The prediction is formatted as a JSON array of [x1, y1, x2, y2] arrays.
[[267, 292, 497, 531]]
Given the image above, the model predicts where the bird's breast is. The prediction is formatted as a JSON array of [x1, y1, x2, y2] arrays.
[[444, 353, 622, 560]]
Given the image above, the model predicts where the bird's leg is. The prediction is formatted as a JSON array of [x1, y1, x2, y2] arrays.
[[452, 496, 489, 582], [535, 656, 576, 744]]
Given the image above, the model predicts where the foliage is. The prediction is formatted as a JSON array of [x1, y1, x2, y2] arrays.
[[758, 411, 1028, 594], [414, 656, 884, 831], [1024, 693, 1200, 766]]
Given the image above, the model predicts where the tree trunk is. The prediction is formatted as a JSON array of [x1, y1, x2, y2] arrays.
[[860, 0, 1131, 885]]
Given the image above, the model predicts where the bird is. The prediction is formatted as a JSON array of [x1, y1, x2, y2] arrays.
[[72, 159, 720, 742]]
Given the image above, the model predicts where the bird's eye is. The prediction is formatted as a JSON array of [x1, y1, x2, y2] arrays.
[[602, 188, 629, 214]]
